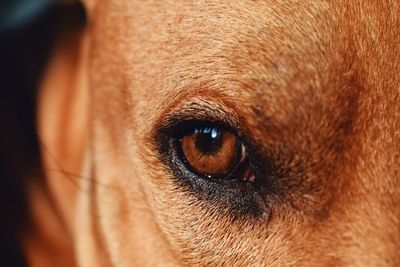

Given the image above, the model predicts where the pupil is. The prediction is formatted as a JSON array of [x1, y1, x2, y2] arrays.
[[194, 127, 222, 154]]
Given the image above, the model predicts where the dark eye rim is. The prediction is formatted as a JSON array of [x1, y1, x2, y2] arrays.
[[153, 115, 276, 219], [155, 118, 275, 191]]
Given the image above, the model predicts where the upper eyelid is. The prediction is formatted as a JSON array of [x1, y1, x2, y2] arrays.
[[154, 98, 241, 134]]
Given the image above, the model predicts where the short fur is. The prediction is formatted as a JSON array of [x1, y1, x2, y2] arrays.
[[27, 1, 400, 266]]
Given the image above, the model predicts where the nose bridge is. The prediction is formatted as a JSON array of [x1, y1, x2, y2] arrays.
[[344, 91, 400, 265], [345, 165, 400, 266], [343, 186, 400, 266]]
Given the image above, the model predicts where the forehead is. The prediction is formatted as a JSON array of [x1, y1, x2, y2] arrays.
[[89, 0, 399, 131]]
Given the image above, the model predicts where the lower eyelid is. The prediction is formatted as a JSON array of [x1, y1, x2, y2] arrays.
[[164, 136, 269, 218]]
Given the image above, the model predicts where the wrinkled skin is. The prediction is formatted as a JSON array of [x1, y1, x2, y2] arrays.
[[27, 1, 400, 266]]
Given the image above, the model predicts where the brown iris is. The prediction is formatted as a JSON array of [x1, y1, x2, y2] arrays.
[[180, 126, 240, 177]]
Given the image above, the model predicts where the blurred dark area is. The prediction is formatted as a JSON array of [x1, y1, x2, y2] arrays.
[[0, 1, 85, 266]]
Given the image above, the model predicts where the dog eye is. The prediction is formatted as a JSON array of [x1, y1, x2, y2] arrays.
[[181, 126, 240, 177], [155, 119, 271, 217], [175, 122, 255, 182]]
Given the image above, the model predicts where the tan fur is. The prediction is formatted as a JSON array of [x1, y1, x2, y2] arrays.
[[29, 0, 400, 266]]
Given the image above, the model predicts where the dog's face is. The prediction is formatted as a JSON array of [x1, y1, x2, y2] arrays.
[[36, 1, 400, 266]]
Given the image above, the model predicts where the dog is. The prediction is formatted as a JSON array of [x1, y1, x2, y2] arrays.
[[23, 0, 400, 266]]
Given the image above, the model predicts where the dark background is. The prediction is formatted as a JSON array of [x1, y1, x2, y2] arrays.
[[0, 1, 85, 266]]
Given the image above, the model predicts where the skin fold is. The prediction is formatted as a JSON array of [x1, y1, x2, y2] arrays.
[[27, 0, 399, 266]]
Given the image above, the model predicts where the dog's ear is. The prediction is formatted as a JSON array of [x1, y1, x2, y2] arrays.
[[38, 30, 89, 182], [24, 25, 90, 267], [37, 28, 90, 221], [80, 0, 96, 16]]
